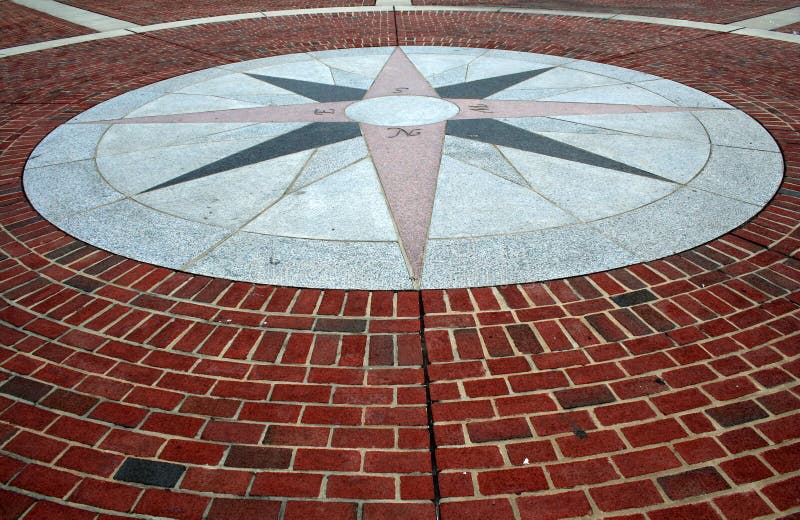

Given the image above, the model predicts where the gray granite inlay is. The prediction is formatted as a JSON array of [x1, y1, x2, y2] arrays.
[[27, 124, 108, 168], [690, 146, 783, 205], [191, 233, 413, 290], [24, 159, 124, 221], [114, 458, 186, 488], [422, 225, 637, 289], [593, 188, 760, 261], [53, 199, 229, 269]]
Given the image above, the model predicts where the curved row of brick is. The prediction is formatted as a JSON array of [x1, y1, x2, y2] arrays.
[[0, 9, 798, 520]]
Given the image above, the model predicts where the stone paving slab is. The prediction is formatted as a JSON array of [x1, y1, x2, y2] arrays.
[[0, 6, 798, 520]]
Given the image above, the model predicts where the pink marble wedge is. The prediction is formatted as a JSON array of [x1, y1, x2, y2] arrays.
[[363, 47, 439, 98], [361, 121, 446, 284]]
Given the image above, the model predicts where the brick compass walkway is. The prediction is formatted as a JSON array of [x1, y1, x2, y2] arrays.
[[1, 3, 799, 519]]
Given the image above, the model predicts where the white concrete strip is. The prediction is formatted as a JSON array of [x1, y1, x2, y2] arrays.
[[611, 14, 741, 32], [0, 29, 134, 57], [733, 6, 800, 30], [12, 0, 140, 31], [732, 27, 800, 43], [2, 5, 799, 58], [498, 8, 615, 19], [262, 6, 393, 16], [130, 12, 265, 33], [376, 0, 412, 6]]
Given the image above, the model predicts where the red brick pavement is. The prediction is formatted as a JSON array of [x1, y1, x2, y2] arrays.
[[409, 0, 800, 25], [0, 2, 93, 48], [57, 0, 377, 25], [0, 8, 798, 520]]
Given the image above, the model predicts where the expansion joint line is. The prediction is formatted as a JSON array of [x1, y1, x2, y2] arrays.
[[418, 290, 442, 519]]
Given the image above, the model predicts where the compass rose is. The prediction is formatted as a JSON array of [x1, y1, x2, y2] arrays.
[[91, 47, 705, 286]]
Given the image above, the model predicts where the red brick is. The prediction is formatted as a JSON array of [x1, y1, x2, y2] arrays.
[[548, 458, 618, 488], [202, 421, 265, 444], [238, 402, 302, 423], [622, 418, 687, 447], [160, 439, 226, 465], [439, 499, 514, 520], [365, 450, 431, 473], [437, 446, 504, 470], [657, 467, 730, 500], [613, 447, 681, 477], [703, 376, 759, 401], [719, 427, 769, 454], [720, 455, 774, 484], [706, 400, 768, 427], [714, 491, 773, 520], [283, 501, 355, 520], [99, 429, 164, 458], [467, 418, 531, 443], [595, 401, 655, 426], [505, 440, 558, 465], [141, 412, 204, 437], [363, 503, 436, 520], [557, 429, 625, 457], [531, 410, 595, 436], [516, 490, 592, 520], [555, 385, 615, 409], [135, 488, 210, 519], [674, 437, 726, 464], [4, 431, 66, 462], [509, 371, 569, 392], [758, 414, 800, 443], [56, 446, 123, 477], [590, 480, 663, 512], [251, 472, 323, 497], [495, 394, 558, 416], [11, 464, 80, 497], [439, 471, 475, 497], [327, 475, 394, 499], [477, 466, 548, 495], [400, 475, 434, 500], [651, 388, 711, 414], [647, 503, 721, 520], [762, 442, 800, 473], [463, 378, 509, 398], [180, 467, 252, 495], [69, 478, 141, 511], [332, 427, 394, 448], [295, 448, 361, 471], [763, 475, 800, 510]]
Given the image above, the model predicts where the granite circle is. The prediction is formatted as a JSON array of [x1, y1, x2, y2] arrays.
[[23, 46, 783, 290]]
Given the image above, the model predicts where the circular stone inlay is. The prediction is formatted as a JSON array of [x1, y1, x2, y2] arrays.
[[23, 46, 783, 290], [345, 95, 460, 126]]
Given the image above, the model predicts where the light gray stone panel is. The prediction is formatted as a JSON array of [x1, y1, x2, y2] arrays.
[[541, 132, 710, 183], [422, 226, 637, 289], [191, 233, 414, 290], [71, 91, 162, 122], [290, 137, 369, 191], [564, 60, 661, 82], [429, 156, 574, 238], [53, 199, 228, 269], [23, 159, 124, 221], [690, 146, 783, 205], [635, 79, 733, 108], [246, 159, 397, 241], [540, 84, 676, 106], [127, 94, 259, 117], [466, 57, 551, 81], [593, 188, 761, 261], [139, 67, 232, 92], [27, 124, 109, 168], [693, 110, 780, 151], [443, 136, 527, 186], [503, 147, 677, 221], [554, 112, 708, 142]]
